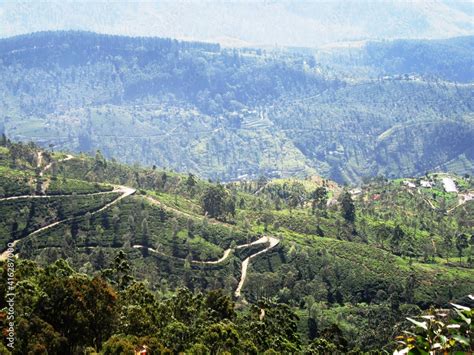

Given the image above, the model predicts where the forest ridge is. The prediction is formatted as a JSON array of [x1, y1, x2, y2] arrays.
[[0, 31, 473, 183]]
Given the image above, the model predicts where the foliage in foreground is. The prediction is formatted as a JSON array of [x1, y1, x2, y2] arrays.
[[2, 257, 471, 354], [395, 298, 473, 354], [0, 257, 304, 354]]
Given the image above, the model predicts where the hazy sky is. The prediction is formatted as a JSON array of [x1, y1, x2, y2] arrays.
[[1, 1, 473, 46]]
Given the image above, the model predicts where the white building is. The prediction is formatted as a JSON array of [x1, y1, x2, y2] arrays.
[[350, 188, 362, 195], [442, 178, 458, 193]]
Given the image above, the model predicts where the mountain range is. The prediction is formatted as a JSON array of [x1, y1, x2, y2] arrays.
[[0, 3, 473, 352], [0, 31, 473, 183]]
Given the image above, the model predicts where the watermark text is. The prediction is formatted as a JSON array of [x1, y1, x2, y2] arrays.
[[4, 243, 16, 350]]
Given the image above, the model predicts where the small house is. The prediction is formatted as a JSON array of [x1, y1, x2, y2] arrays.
[[420, 180, 433, 188]]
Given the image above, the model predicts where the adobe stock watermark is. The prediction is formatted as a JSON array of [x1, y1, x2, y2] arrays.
[[4, 242, 16, 350]]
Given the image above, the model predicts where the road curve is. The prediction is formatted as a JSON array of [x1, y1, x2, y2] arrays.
[[42, 154, 74, 173], [132, 245, 233, 265], [133, 235, 277, 266], [132, 235, 280, 298], [0, 185, 136, 261], [234, 236, 280, 298], [447, 192, 474, 214]]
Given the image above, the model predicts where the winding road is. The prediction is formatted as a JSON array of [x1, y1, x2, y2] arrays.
[[43, 153, 74, 174], [234, 236, 280, 298], [0, 185, 135, 261], [409, 187, 473, 214], [132, 235, 280, 298], [1, 151, 281, 298], [38, 153, 74, 193], [1, 151, 136, 260], [132, 244, 233, 264], [447, 192, 474, 214]]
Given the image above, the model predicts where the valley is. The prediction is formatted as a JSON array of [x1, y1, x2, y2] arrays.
[[0, 23, 472, 354]]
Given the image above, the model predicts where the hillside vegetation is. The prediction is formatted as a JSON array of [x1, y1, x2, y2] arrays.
[[1, 31, 473, 183], [316, 36, 474, 82], [0, 139, 473, 353]]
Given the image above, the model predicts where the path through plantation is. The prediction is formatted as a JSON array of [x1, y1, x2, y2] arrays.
[[234, 236, 280, 298], [0, 185, 135, 261], [133, 235, 280, 298], [1, 152, 281, 299], [43, 153, 74, 173]]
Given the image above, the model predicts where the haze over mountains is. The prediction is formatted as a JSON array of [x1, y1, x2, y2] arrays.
[[1, 2, 474, 353], [0, 1, 473, 184], [0, 31, 473, 183], [1, 0, 474, 47]]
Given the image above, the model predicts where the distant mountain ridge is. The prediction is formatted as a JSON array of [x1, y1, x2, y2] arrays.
[[315, 36, 474, 83], [0, 31, 473, 183], [1, 1, 473, 47]]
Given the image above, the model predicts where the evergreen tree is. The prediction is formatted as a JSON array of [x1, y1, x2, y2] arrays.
[[340, 192, 355, 223], [201, 185, 227, 219]]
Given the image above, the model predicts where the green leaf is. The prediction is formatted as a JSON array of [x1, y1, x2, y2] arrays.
[[450, 303, 470, 311], [452, 334, 469, 346], [407, 317, 428, 330], [454, 309, 471, 325]]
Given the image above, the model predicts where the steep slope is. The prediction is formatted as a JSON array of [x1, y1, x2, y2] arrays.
[[0, 31, 472, 183], [269, 79, 474, 182]]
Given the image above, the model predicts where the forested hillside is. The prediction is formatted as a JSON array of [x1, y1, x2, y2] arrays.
[[270, 79, 473, 182], [316, 36, 474, 82], [1, 139, 473, 353], [1, 31, 473, 183]]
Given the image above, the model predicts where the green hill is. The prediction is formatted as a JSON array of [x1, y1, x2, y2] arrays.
[[1, 31, 473, 183], [0, 138, 472, 352]]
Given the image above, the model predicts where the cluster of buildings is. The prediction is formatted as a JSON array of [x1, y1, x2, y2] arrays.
[[402, 177, 458, 193]]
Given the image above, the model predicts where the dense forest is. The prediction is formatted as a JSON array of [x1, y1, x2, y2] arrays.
[[1, 31, 472, 183], [0, 139, 473, 353]]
